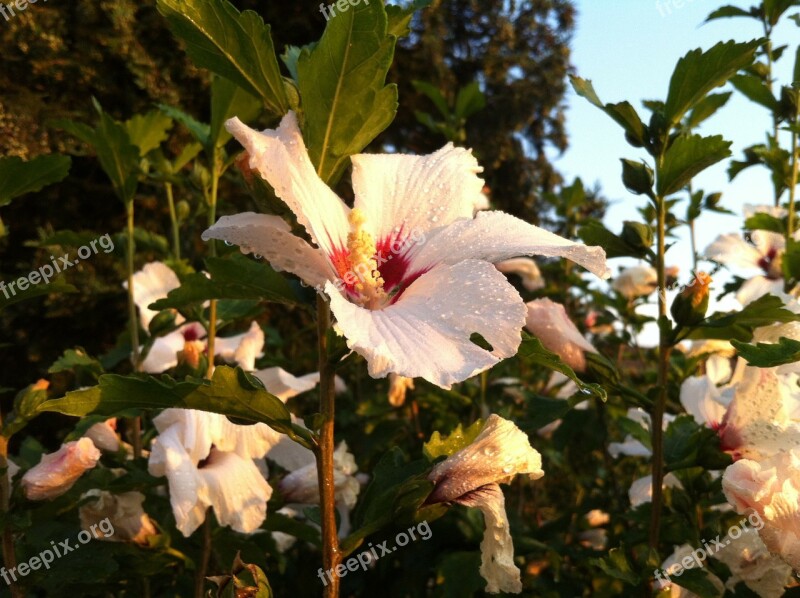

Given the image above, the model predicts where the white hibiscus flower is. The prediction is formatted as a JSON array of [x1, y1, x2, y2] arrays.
[[202, 112, 608, 389]]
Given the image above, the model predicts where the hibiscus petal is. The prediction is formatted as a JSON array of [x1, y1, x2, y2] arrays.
[[224, 113, 350, 257], [202, 212, 333, 288], [408, 212, 609, 279], [705, 233, 764, 269], [524, 299, 595, 372], [327, 260, 527, 388], [123, 262, 181, 329], [251, 367, 320, 402], [147, 426, 208, 537], [457, 483, 522, 594], [736, 276, 784, 305], [351, 144, 485, 242], [214, 321, 264, 371], [198, 449, 272, 534]]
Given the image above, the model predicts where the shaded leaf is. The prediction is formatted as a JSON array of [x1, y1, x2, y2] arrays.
[[657, 134, 732, 196], [156, 0, 288, 116], [0, 155, 71, 207], [731, 337, 800, 367], [297, 0, 398, 184]]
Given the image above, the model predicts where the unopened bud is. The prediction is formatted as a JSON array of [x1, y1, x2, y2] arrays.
[[671, 272, 711, 326]]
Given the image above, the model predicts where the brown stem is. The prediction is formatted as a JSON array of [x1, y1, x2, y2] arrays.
[[314, 295, 341, 598], [649, 197, 669, 549], [194, 517, 212, 598]]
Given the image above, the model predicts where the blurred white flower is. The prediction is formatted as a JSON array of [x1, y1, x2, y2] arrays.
[[628, 473, 683, 508], [123, 262, 181, 329], [611, 265, 658, 299], [496, 258, 545, 291], [21, 438, 101, 501], [278, 441, 360, 509], [712, 526, 794, 596], [705, 230, 791, 305], [203, 111, 608, 389], [84, 418, 120, 452], [524, 298, 596, 371]]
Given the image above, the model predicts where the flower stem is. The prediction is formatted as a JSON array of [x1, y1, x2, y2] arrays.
[[786, 104, 799, 248], [315, 295, 341, 598], [165, 182, 180, 260], [125, 201, 143, 459], [649, 196, 669, 549], [196, 154, 221, 594], [194, 517, 212, 598]]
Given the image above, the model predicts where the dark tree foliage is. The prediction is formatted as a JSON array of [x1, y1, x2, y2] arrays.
[[386, 0, 577, 222]]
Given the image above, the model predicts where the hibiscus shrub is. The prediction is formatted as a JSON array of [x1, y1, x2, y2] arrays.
[[1, 1, 800, 597]]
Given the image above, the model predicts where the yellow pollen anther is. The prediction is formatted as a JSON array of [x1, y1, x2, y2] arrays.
[[347, 209, 386, 306]]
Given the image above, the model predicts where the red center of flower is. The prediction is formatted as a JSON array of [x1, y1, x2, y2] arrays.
[[757, 247, 780, 279]]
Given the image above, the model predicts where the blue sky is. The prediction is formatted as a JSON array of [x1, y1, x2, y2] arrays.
[[553, 0, 797, 342]]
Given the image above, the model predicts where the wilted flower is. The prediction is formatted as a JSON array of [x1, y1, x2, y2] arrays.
[[21, 438, 101, 501], [388, 373, 415, 407], [79, 490, 157, 545], [203, 111, 608, 389], [611, 265, 658, 299], [427, 415, 544, 593], [495, 258, 545, 291], [524, 298, 596, 371]]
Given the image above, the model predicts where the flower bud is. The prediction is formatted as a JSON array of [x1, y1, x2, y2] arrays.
[[21, 438, 101, 501], [671, 272, 711, 326]]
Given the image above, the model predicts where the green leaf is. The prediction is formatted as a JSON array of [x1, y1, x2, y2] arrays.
[[689, 294, 800, 341], [657, 134, 732, 196], [0, 279, 78, 312], [745, 212, 785, 233], [705, 5, 755, 21], [412, 80, 449, 118], [125, 110, 174, 155], [730, 74, 780, 112], [517, 336, 606, 400], [731, 337, 800, 367], [37, 366, 313, 447], [684, 92, 732, 129], [210, 76, 262, 150], [150, 254, 298, 309], [578, 219, 653, 260], [591, 546, 639, 585], [454, 81, 486, 118], [673, 566, 728, 596], [664, 40, 762, 127], [156, 0, 289, 116], [385, 0, 431, 38], [297, 0, 398, 184], [158, 103, 211, 148], [570, 77, 647, 146], [423, 420, 483, 460], [0, 155, 71, 207]]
